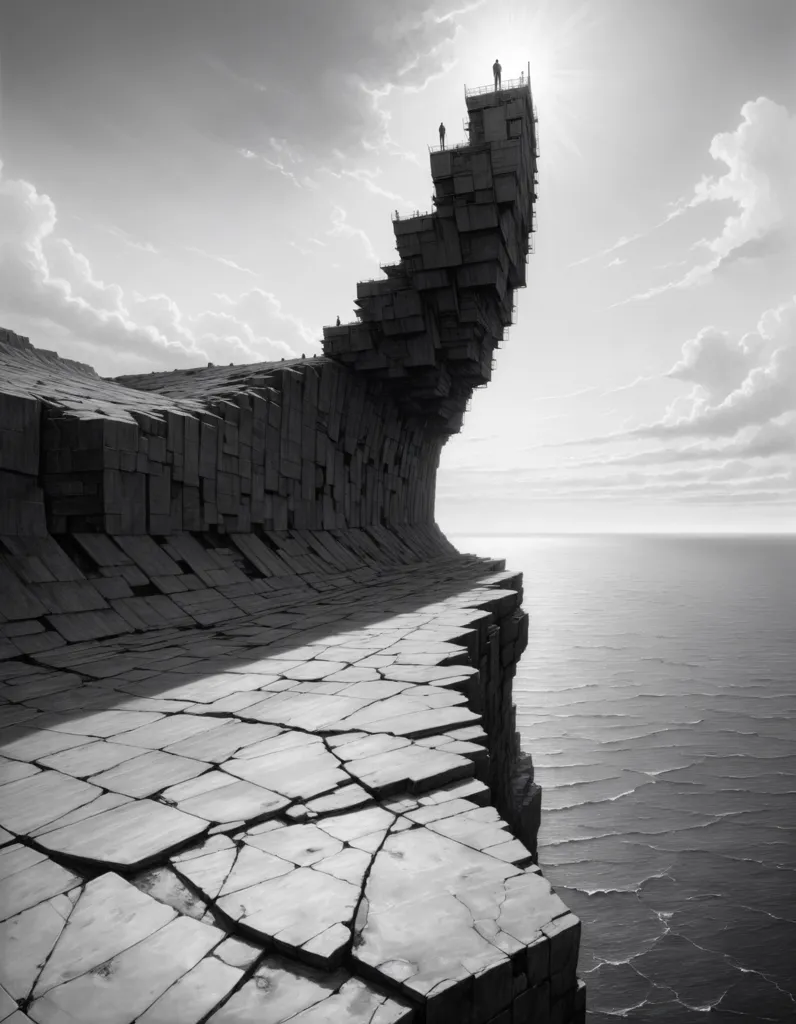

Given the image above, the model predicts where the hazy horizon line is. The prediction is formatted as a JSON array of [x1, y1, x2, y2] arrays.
[[444, 530, 796, 538]]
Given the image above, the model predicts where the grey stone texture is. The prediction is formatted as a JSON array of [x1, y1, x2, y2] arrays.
[[0, 78, 584, 1023]]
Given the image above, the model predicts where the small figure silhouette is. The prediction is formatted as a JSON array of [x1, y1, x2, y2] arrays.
[[520, 70, 524, 86], [438, 122, 446, 150], [493, 58, 502, 91], [336, 316, 341, 326]]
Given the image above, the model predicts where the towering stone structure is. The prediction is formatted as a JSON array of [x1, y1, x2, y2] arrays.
[[323, 79, 538, 437]]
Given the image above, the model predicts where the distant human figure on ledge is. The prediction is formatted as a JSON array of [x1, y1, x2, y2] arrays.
[[438, 121, 446, 149], [520, 70, 524, 86], [493, 58, 502, 90], [336, 316, 341, 326]]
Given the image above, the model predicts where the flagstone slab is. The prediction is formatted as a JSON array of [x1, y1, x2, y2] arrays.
[[216, 866, 359, 968], [243, 692, 371, 732], [172, 838, 238, 900], [0, 985, 17, 1020], [313, 848, 372, 892], [0, 843, 46, 881], [323, 668, 384, 685], [0, 898, 70, 1000], [331, 733, 410, 762], [418, 778, 490, 806], [0, 846, 81, 922], [188, 692, 268, 716], [217, 846, 294, 898], [89, 749, 208, 798], [0, 757, 40, 785], [31, 792, 133, 837], [37, 799, 208, 870], [352, 706, 481, 739], [331, 697, 422, 729], [136, 956, 244, 1024], [230, 730, 308, 760], [244, 823, 343, 866], [204, 956, 348, 1024], [305, 784, 372, 816], [281, 662, 349, 681], [114, 713, 223, 749], [37, 740, 146, 778], [341, 743, 474, 797], [382, 665, 480, 685], [287, 977, 415, 1023], [334, 679, 408, 700], [36, 709, 165, 738], [406, 798, 479, 825], [316, 806, 394, 844], [213, 935, 263, 969], [121, 672, 276, 704], [0, 706, 39, 729], [0, 770, 103, 836], [426, 808, 511, 852], [28, 914, 224, 1024], [32, 873, 175, 997], [224, 735, 348, 801], [165, 721, 279, 762], [162, 769, 290, 823], [483, 835, 535, 865], [18, 686, 115, 713], [0, 727, 89, 762]]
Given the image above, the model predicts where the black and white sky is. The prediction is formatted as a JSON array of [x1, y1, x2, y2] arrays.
[[0, 0, 794, 532]]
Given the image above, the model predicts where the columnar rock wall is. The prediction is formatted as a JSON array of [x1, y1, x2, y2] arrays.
[[0, 79, 585, 1023], [1, 330, 442, 537]]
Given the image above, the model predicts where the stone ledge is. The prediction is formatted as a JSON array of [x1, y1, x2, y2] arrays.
[[0, 549, 582, 1024]]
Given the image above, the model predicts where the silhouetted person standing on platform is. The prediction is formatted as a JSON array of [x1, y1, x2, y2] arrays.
[[438, 122, 446, 149], [493, 58, 502, 90], [336, 316, 340, 326]]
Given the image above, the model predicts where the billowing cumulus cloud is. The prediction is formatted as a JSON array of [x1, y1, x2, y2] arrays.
[[0, 160, 312, 373], [542, 294, 796, 451], [666, 326, 767, 403], [651, 295, 796, 439], [613, 98, 795, 306], [690, 97, 796, 267]]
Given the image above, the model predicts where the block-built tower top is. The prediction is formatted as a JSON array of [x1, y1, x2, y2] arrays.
[[322, 76, 539, 437]]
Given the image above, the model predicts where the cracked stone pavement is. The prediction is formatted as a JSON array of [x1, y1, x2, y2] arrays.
[[0, 551, 581, 1023]]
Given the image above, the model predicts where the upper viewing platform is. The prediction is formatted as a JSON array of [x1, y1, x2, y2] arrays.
[[426, 78, 539, 155]]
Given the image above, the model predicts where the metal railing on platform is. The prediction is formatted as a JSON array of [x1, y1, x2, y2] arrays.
[[427, 141, 474, 154], [391, 208, 435, 222], [465, 77, 530, 97]]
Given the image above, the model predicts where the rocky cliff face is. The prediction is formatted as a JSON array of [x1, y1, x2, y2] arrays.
[[0, 78, 584, 1024]]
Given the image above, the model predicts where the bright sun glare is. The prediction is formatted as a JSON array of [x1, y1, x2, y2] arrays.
[[459, 0, 603, 160]]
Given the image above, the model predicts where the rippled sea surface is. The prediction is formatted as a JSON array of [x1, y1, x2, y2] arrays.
[[452, 534, 796, 1023]]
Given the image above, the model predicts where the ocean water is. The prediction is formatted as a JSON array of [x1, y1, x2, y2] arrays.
[[451, 534, 796, 1023]]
